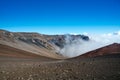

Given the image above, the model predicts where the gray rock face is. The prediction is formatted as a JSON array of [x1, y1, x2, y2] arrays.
[[48, 34, 89, 48]]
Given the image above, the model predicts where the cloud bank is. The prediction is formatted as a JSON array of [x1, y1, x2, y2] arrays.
[[58, 31, 120, 57]]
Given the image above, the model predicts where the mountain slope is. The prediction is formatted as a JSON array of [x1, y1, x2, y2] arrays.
[[0, 30, 62, 59], [74, 43, 120, 58], [0, 29, 89, 59], [0, 44, 55, 60]]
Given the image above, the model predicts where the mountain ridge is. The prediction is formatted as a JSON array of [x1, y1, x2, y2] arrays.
[[0, 29, 89, 59]]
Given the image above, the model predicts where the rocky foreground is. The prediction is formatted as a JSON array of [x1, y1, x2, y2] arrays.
[[0, 55, 120, 80]]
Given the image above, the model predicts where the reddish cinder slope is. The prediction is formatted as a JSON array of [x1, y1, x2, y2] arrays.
[[75, 43, 120, 58]]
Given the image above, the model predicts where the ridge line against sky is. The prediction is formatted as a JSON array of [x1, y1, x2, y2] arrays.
[[0, 0, 120, 34]]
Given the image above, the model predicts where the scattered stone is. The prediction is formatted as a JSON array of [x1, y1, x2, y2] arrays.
[[1, 71, 5, 74]]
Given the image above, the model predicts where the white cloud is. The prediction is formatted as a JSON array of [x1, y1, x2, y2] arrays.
[[58, 30, 120, 57], [82, 32, 88, 35]]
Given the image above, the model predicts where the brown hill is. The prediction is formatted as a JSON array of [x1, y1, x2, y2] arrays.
[[0, 29, 89, 59], [0, 29, 63, 59], [0, 43, 55, 60], [74, 43, 120, 58]]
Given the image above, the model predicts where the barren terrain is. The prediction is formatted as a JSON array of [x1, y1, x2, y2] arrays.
[[0, 30, 120, 80], [0, 55, 120, 80], [0, 44, 120, 80]]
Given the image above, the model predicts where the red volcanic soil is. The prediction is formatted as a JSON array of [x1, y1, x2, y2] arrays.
[[76, 43, 120, 58], [0, 44, 54, 60]]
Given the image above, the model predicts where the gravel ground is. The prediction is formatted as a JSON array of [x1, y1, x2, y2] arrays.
[[0, 57, 120, 80]]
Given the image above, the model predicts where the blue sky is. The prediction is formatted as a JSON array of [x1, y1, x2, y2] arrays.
[[0, 0, 120, 34]]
